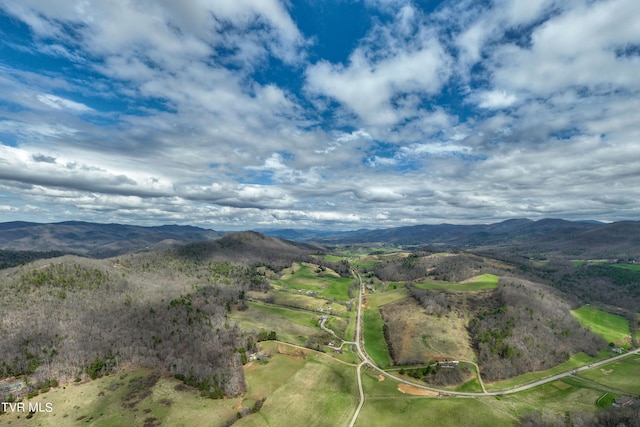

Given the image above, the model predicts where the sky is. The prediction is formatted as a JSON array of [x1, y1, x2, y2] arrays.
[[0, 0, 639, 230]]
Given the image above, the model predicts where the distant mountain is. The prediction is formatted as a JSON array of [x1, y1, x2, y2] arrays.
[[260, 218, 640, 257], [267, 218, 599, 245], [3, 218, 639, 260], [173, 230, 323, 270], [0, 221, 224, 258]]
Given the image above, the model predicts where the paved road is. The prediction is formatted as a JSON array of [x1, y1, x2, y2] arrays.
[[346, 266, 640, 425]]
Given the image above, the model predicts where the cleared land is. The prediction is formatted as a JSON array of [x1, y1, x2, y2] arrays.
[[572, 306, 631, 345], [248, 289, 348, 316], [272, 262, 354, 301], [381, 297, 475, 364], [355, 397, 514, 427], [362, 289, 409, 368], [411, 273, 499, 291], [576, 355, 640, 395], [0, 369, 244, 427], [236, 342, 358, 427], [230, 301, 321, 346], [363, 307, 393, 367], [484, 351, 610, 391]]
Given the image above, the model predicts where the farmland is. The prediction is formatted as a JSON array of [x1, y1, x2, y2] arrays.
[[0, 369, 245, 427], [272, 262, 355, 301], [230, 301, 321, 346], [576, 356, 640, 395], [572, 306, 632, 345]]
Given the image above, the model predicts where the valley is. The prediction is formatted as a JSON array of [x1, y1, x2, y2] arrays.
[[1, 220, 639, 426]]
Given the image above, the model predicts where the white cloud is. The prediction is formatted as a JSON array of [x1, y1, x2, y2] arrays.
[[476, 90, 518, 109], [1, 0, 640, 228], [305, 6, 451, 127], [36, 94, 93, 112]]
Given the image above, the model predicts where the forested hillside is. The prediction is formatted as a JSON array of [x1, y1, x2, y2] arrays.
[[406, 278, 605, 381], [0, 232, 318, 401]]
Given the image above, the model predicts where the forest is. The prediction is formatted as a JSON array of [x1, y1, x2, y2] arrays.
[[0, 232, 319, 402]]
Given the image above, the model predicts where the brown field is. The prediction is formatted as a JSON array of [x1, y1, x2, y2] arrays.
[[381, 298, 475, 365], [397, 383, 439, 396]]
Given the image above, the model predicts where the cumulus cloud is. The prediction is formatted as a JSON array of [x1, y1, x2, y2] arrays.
[[0, 0, 639, 228]]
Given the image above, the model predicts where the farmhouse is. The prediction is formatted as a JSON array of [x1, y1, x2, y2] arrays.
[[613, 396, 635, 408], [438, 360, 460, 369]]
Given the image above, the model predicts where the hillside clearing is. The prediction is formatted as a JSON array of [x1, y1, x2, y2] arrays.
[[572, 306, 631, 345]]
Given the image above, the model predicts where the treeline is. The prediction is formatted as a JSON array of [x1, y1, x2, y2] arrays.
[[0, 249, 67, 269], [173, 231, 315, 273], [406, 284, 500, 318], [467, 278, 605, 381], [521, 405, 640, 427], [400, 364, 472, 386], [0, 255, 261, 400], [371, 253, 505, 283], [406, 277, 605, 381], [549, 263, 640, 312]]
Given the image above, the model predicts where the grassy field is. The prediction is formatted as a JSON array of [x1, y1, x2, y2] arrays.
[[571, 306, 631, 345], [489, 379, 604, 421], [249, 289, 348, 316], [237, 342, 358, 427], [365, 287, 408, 308], [576, 354, 640, 395], [230, 301, 321, 345], [611, 263, 640, 271], [358, 362, 609, 426], [485, 351, 610, 391], [320, 254, 343, 262], [273, 262, 354, 301], [359, 288, 409, 368], [0, 369, 244, 427], [381, 298, 476, 364], [412, 274, 499, 291], [363, 307, 393, 367], [355, 397, 515, 427]]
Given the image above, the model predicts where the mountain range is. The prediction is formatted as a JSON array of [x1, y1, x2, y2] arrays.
[[1, 218, 640, 259]]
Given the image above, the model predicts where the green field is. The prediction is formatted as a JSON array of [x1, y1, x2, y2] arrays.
[[412, 274, 499, 291], [611, 263, 640, 271], [576, 355, 640, 395], [485, 351, 609, 391], [365, 288, 408, 308], [572, 306, 631, 345], [0, 369, 245, 427], [230, 301, 321, 345], [237, 342, 358, 427], [355, 397, 515, 427], [363, 308, 393, 367], [254, 289, 348, 316], [273, 263, 354, 301], [320, 254, 343, 262], [491, 379, 604, 421]]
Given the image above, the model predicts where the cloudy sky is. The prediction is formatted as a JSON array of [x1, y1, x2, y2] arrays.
[[0, 0, 639, 230]]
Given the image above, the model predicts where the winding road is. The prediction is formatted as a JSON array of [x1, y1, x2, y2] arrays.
[[345, 268, 640, 426]]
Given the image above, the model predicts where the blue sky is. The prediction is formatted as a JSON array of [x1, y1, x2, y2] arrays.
[[0, 0, 639, 230]]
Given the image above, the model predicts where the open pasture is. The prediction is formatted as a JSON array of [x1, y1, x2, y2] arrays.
[[355, 396, 514, 427], [249, 289, 348, 316], [0, 369, 244, 427], [484, 351, 610, 391], [380, 298, 475, 364], [413, 273, 499, 291], [237, 342, 358, 427], [571, 306, 631, 345], [273, 262, 354, 301], [576, 355, 640, 395], [230, 301, 321, 346], [363, 307, 393, 367]]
